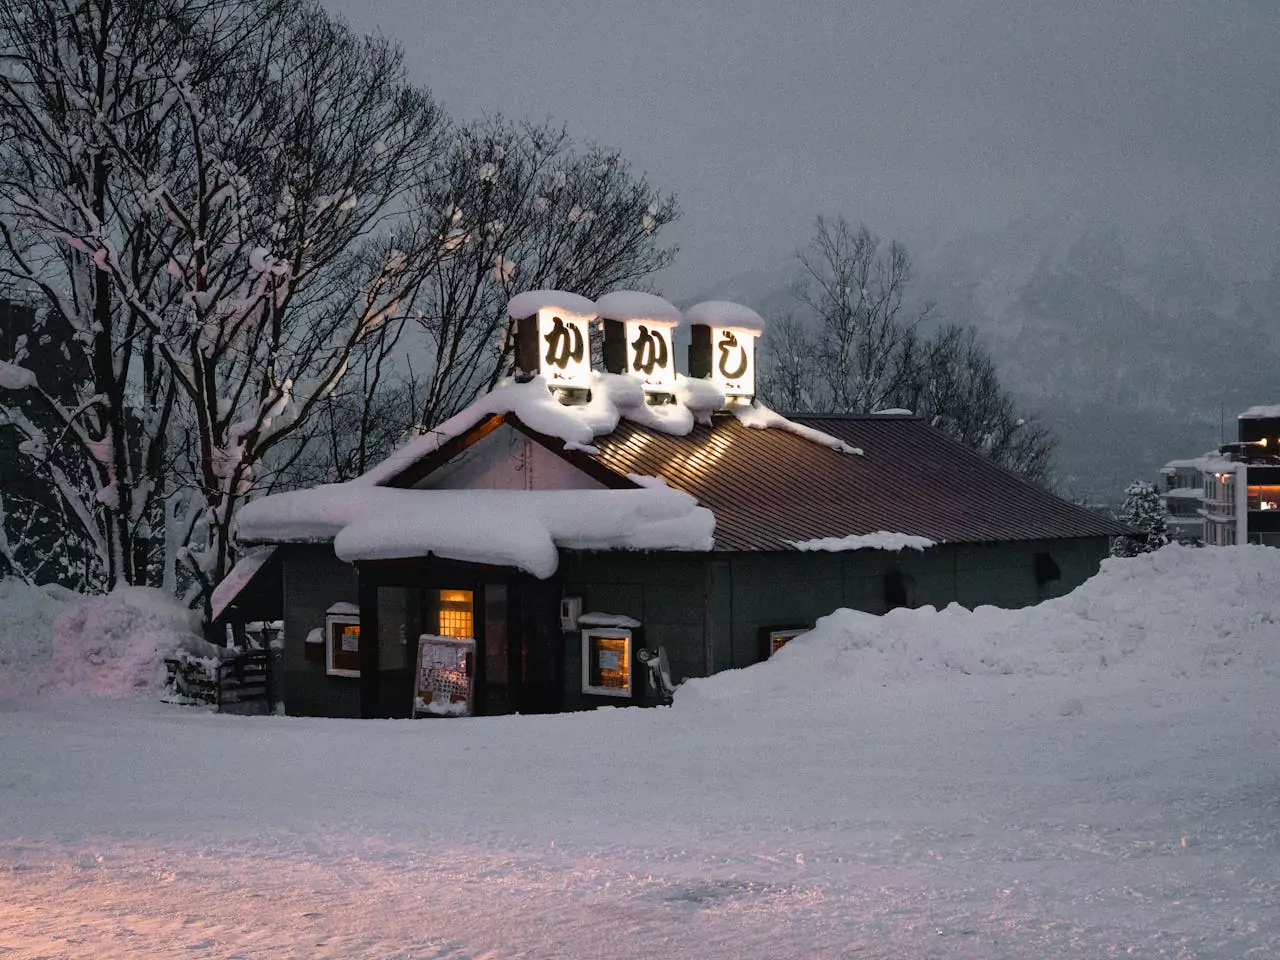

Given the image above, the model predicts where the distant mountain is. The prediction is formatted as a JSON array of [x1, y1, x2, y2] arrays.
[[690, 216, 1280, 503]]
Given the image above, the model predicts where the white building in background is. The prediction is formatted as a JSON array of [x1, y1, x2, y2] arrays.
[[1159, 406, 1280, 547]]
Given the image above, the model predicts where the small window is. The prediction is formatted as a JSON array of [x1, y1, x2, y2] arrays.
[[437, 589, 474, 639], [582, 628, 632, 697], [325, 612, 361, 678], [767, 627, 806, 657]]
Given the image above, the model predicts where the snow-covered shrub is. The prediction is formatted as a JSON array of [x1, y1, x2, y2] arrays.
[[1111, 479, 1170, 557]]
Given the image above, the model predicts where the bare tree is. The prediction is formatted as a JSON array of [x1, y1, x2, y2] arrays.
[[761, 216, 1056, 484], [408, 117, 679, 430], [3, 0, 448, 598]]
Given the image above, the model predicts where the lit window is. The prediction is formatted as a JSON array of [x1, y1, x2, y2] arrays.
[[582, 629, 631, 697], [437, 590, 474, 639], [767, 628, 806, 657]]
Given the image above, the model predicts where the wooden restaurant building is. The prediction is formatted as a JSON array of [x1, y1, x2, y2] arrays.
[[218, 291, 1126, 719]]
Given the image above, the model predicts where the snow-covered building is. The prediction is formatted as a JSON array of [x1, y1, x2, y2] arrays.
[[1173, 406, 1280, 548], [215, 291, 1125, 719]]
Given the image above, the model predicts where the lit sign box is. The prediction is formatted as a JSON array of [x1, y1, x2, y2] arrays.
[[625, 320, 676, 392], [582, 628, 632, 698], [763, 626, 807, 659], [325, 611, 360, 678], [710, 327, 757, 398], [536, 309, 592, 390]]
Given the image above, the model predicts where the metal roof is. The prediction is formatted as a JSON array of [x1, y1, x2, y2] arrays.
[[585, 413, 1125, 550]]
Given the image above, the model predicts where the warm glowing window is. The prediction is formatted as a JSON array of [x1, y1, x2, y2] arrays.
[[582, 629, 631, 697], [1247, 486, 1280, 512], [437, 590, 474, 639]]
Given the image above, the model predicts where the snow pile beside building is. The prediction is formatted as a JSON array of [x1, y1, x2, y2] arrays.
[[0, 583, 219, 699], [683, 545, 1280, 704], [0, 579, 78, 694]]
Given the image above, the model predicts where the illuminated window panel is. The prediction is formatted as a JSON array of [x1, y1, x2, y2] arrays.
[[582, 629, 631, 697], [437, 590, 474, 639]]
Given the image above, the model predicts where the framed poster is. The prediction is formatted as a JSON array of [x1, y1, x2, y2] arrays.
[[325, 612, 361, 677], [413, 634, 476, 717], [581, 628, 632, 698]]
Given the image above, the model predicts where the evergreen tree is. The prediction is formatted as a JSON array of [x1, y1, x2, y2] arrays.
[[1111, 480, 1170, 557]]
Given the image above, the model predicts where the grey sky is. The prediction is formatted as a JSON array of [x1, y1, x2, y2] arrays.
[[327, 0, 1280, 296]]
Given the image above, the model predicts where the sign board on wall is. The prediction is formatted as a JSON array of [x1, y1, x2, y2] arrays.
[[581, 628, 632, 698], [413, 634, 476, 717], [325, 611, 360, 678]]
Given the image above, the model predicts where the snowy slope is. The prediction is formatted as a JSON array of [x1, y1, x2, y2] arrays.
[[1, 547, 1279, 959]]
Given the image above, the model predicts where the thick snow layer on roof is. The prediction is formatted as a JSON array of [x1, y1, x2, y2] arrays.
[[1239, 404, 1280, 419], [872, 407, 914, 416], [788, 532, 936, 552], [731, 401, 863, 455], [578, 611, 643, 628], [0, 360, 36, 390], [507, 289, 597, 320], [209, 547, 277, 622], [595, 290, 682, 325], [1161, 487, 1203, 499], [238, 485, 714, 577], [684, 300, 765, 332], [1163, 454, 1237, 474], [360, 373, 853, 485]]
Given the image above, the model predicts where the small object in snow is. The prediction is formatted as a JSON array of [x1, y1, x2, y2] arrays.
[[1057, 698, 1084, 717]]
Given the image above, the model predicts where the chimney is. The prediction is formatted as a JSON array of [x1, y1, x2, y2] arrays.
[[685, 301, 764, 404], [596, 291, 682, 404]]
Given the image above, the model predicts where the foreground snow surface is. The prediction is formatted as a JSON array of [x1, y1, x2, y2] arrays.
[[3, 548, 1280, 959]]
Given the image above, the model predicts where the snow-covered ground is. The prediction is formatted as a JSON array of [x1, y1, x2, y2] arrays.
[[2, 547, 1279, 959]]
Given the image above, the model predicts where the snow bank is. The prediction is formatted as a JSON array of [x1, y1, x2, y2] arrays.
[[0, 581, 218, 699], [0, 579, 78, 694], [788, 532, 935, 551], [682, 546, 1280, 704]]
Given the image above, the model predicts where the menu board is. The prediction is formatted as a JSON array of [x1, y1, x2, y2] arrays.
[[413, 635, 476, 718]]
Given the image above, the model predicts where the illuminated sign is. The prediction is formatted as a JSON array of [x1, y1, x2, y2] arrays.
[[626, 320, 676, 392], [537, 309, 592, 389], [710, 327, 758, 398], [581, 628, 632, 698], [413, 635, 476, 717], [325, 611, 360, 678]]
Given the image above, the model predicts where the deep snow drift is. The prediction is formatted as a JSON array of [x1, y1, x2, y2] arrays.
[[2, 547, 1279, 960], [0, 581, 215, 698]]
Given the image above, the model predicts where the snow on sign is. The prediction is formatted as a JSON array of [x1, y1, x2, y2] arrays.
[[597, 290, 682, 396], [413, 635, 476, 718], [508, 291, 598, 391]]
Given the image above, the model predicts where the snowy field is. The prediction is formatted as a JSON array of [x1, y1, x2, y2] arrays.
[[2, 547, 1280, 959]]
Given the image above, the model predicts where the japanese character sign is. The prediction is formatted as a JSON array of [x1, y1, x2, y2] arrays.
[[626, 320, 676, 392], [710, 327, 757, 398], [536, 310, 592, 389]]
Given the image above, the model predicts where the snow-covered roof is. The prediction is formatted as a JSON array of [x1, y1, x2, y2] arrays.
[[595, 290, 682, 325], [236, 486, 714, 578], [1239, 404, 1280, 419], [787, 532, 936, 552], [1161, 487, 1204, 499], [507, 290, 597, 320], [684, 300, 765, 333], [1162, 455, 1237, 474], [358, 373, 858, 487], [209, 547, 278, 623]]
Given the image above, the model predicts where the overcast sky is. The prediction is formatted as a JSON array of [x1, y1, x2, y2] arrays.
[[327, 0, 1280, 297]]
